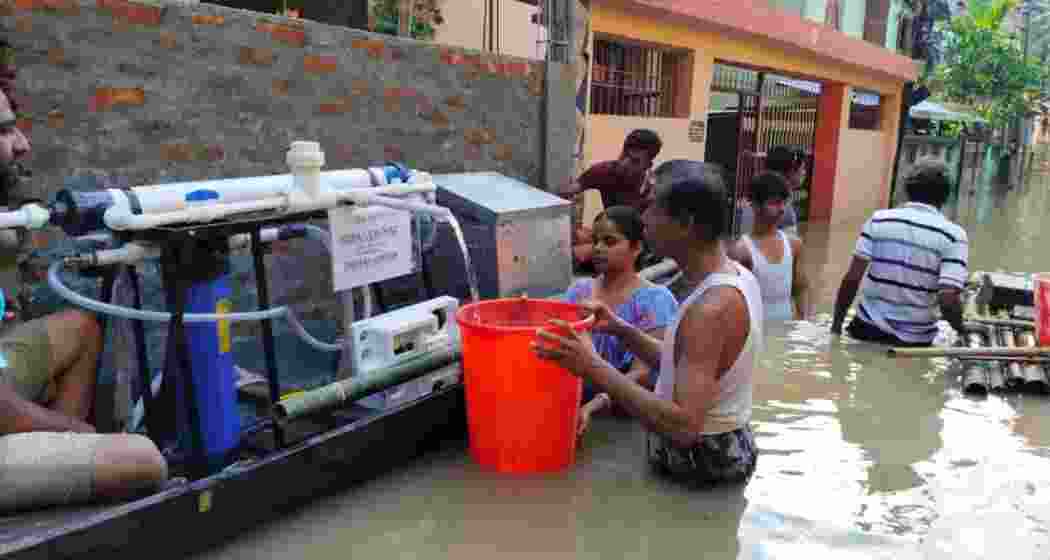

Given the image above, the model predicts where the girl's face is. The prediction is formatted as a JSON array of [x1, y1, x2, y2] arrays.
[[591, 217, 641, 275], [755, 196, 788, 224]]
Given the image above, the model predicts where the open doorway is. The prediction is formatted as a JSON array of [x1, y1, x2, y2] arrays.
[[704, 62, 820, 234]]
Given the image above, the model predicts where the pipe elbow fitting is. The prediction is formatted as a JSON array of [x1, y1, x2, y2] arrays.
[[22, 204, 51, 230]]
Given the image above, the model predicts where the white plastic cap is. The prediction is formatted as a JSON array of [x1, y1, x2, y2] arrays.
[[287, 141, 325, 169]]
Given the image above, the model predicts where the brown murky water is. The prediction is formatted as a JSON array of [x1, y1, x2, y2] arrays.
[[197, 157, 1050, 559]]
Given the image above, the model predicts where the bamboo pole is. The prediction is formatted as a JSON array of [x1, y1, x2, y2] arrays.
[[888, 346, 1050, 358]]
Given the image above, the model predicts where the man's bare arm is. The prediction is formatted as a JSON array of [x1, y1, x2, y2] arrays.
[[611, 322, 664, 370], [938, 287, 966, 335], [0, 383, 94, 435], [791, 237, 811, 320], [831, 255, 870, 334]]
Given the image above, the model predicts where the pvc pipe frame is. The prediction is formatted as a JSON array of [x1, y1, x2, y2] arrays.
[[53, 223, 375, 354], [103, 182, 438, 232]]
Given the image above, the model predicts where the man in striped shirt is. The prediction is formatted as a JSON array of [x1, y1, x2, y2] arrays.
[[831, 159, 967, 346]]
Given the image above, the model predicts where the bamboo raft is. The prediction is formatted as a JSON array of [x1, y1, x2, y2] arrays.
[[889, 271, 1050, 396]]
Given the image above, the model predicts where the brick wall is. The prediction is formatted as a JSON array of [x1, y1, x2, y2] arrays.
[[3, 0, 546, 202]]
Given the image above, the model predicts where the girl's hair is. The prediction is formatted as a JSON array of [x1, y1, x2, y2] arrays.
[[594, 205, 650, 271]]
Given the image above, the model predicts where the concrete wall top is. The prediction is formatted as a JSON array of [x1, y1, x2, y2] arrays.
[[4, 0, 549, 202]]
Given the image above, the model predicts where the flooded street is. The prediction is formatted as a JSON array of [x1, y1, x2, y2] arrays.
[[196, 158, 1050, 560]]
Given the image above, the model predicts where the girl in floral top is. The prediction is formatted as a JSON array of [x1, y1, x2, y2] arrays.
[[566, 206, 678, 436]]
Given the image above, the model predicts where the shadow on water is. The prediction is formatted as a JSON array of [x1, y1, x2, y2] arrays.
[[196, 149, 1050, 559]]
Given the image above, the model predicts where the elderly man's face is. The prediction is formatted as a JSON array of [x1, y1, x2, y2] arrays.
[[0, 89, 28, 165]]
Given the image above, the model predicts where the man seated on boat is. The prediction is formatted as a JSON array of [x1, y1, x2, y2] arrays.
[[535, 160, 763, 488], [830, 158, 968, 346], [0, 47, 168, 512]]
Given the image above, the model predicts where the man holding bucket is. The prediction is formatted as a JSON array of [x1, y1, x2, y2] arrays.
[[534, 160, 763, 488]]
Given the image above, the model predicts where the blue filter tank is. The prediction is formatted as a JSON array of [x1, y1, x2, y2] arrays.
[[176, 275, 240, 472]]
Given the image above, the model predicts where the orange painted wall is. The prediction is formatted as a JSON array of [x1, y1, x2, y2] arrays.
[[586, 2, 908, 223]]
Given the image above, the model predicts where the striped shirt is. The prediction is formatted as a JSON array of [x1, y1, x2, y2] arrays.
[[854, 202, 968, 344]]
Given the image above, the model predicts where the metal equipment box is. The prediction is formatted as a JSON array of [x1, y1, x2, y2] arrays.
[[430, 172, 572, 300]]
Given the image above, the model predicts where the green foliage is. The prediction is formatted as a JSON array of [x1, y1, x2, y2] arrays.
[[371, 0, 444, 41], [929, 0, 1046, 127]]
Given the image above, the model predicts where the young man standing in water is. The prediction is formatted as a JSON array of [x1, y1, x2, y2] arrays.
[[831, 158, 968, 346], [567, 129, 663, 271], [735, 145, 804, 237], [728, 171, 810, 322], [536, 160, 763, 488], [0, 42, 168, 512]]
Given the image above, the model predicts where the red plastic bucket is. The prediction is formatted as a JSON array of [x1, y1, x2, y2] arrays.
[[1035, 273, 1050, 346], [456, 298, 594, 474]]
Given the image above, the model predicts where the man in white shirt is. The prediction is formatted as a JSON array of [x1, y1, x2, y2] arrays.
[[831, 158, 967, 346]]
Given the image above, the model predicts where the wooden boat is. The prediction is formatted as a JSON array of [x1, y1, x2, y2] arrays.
[[1, 377, 468, 559]]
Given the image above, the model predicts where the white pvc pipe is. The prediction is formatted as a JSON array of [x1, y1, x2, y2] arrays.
[[48, 260, 289, 323], [0, 204, 50, 230], [343, 192, 452, 219], [126, 169, 380, 215], [105, 196, 288, 231]]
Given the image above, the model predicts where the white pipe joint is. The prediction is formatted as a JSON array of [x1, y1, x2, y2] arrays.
[[0, 203, 51, 230], [287, 141, 325, 198]]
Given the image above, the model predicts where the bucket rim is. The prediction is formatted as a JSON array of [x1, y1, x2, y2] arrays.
[[455, 298, 595, 334]]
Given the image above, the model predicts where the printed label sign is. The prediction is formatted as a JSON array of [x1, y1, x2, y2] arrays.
[[328, 205, 413, 290]]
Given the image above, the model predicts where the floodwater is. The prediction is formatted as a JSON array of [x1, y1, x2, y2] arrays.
[[196, 155, 1050, 560]]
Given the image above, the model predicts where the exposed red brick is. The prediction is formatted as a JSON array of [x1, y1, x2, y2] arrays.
[[350, 79, 369, 97], [350, 39, 385, 59], [303, 54, 337, 74], [493, 144, 513, 161], [89, 86, 145, 111], [317, 97, 351, 114], [439, 49, 464, 66], [14, 17, 31, 33], [527, 69, 543, 96], [47, 47, 64, 65], [238, 46, 274, 66], [160, 142, 194, 162], [158, 31, 177, 49], [98, 0, 163, 26], [272, 79, 289, 96], [256, 20, 306, 47], [383, 95, 400, 113], [15, 0, 78, 15], [204, 145, 224, 162], [444, 95, 466, 112], [464, 128, 493, 146], [415, 96, 433, 115], [46, 109, 63, 129], [14, 117, 32, 133], [383, 145, 402, 161], [332, 144, 353, 160], [191, 14, 224, 25], [426, 109, 450, 129]]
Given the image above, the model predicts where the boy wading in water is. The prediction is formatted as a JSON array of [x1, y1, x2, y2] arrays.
[[728, 172, 810, 322], [534, 160, 763, 488]]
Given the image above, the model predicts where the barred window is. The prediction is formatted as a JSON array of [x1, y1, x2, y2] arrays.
[[590, 37, 690, 118]]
